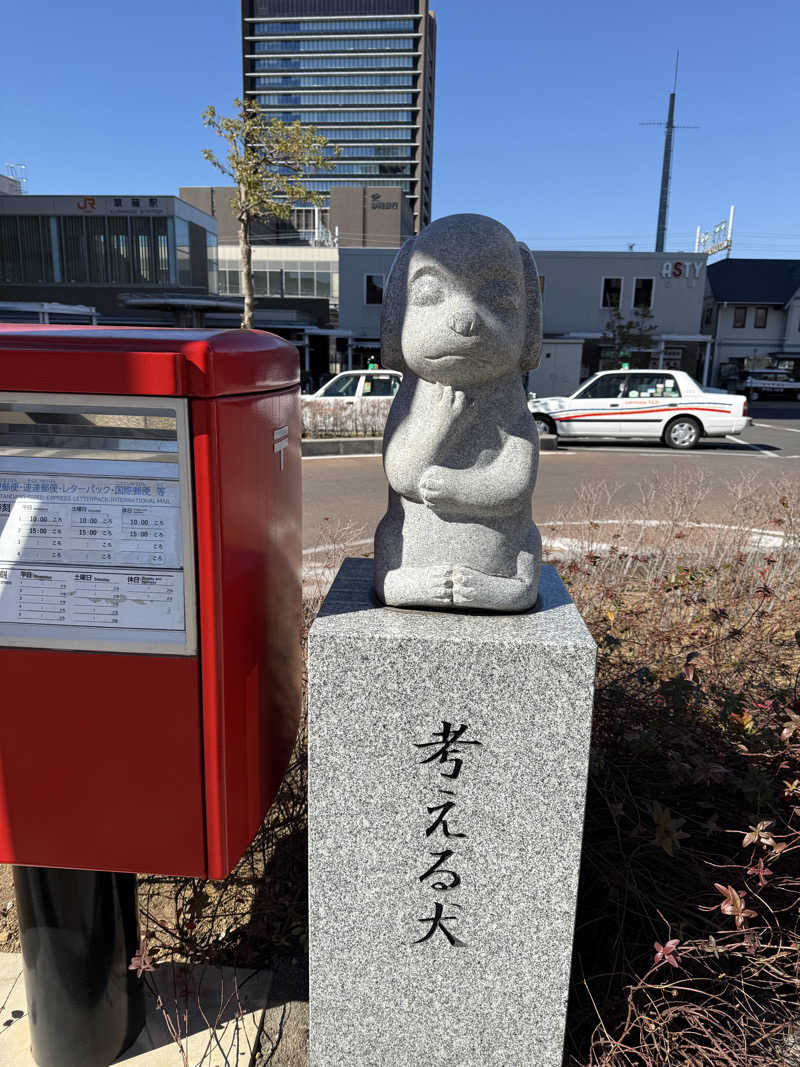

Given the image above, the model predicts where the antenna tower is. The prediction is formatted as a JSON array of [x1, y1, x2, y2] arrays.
[[640, 53, 697, 252]]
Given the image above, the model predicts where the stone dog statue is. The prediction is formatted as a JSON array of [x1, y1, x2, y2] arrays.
[[374, 213, 543, 612]]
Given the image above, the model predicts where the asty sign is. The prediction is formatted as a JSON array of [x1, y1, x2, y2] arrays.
[[661, 260, 704, 280]]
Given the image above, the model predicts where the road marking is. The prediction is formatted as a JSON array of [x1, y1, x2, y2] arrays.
[[539, 517, 788, 548], [303, 517, 792, 566], [752, 422, 800, 433], [302, 450, 572, 460], [564, 446, 752, 457], [726, 435, 778, 457]]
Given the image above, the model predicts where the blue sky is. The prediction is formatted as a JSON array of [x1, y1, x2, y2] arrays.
[[3, 0, 798, 256]]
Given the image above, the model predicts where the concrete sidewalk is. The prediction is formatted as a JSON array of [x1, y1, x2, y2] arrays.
[[0, 952, 300, 1067]]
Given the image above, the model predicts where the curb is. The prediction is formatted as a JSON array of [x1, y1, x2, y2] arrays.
[[302, 434, 558, 457], [302, 437, 383, 456]]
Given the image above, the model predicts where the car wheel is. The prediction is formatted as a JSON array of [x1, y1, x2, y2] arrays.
[[533, 415, 555, 438], [664, 416, 701, 450]]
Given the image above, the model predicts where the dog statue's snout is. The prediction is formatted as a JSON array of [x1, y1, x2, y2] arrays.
[[448, 310, 479, 337]]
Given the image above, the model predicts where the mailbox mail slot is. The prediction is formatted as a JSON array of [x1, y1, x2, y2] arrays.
[[0, 327, 301, 879]]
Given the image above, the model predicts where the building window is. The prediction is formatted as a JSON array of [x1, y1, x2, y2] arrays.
[[703, 305, 713, 328], [315, 126, 413, 141], [252, 36, 416, 53], [174, 218, 191, 287], [253, 54, 416, 71], [754, 306, 768, 328], [284, 269, 299, 295], [633, 277, 654, 310], [131, 217, 153, 283], [365, 274, 384, 304], [601, 277, 622, 309], [85, 217, 108, 283], [154, 217, 170, 285], [255, 91, 414, 106], [109, 217, 131, 284], [0, 217, 22, 283], [251, 18, 416, 35], [733, 306, 747, 328], [316, 270, 331, 298], [18, 215, 54, 284], [59, 216, 88, 284], [253, 73, 415, 88], [259, 108, 414, 123]]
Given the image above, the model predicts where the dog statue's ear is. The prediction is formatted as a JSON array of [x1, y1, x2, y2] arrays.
[[379, 236, 415, 372], [518, 242, 543, 372]]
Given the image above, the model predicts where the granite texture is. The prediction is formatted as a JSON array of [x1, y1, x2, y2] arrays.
[[374, 214, 544, 612], [308, 558, 597, 1067]]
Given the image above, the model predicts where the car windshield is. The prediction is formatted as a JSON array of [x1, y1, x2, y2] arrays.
[[572, 375, 599, 397], [322, 375, 359, 397]]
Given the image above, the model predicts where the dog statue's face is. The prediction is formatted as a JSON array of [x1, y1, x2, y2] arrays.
[[397, 215, 529, 388]]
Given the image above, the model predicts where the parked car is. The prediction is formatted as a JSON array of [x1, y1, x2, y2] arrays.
[[742, 369, 800, 402], [528, 369, 748, 450], [312, 370, 402, 399]]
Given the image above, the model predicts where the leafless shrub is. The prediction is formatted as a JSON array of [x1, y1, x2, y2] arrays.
[[557, 473, 800, 1066], [138, 472, 800, 1067], [301, 397, 391, 438], [302, 517, 369, 630]]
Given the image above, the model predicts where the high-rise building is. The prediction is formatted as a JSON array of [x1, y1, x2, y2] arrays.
[[241, 0, 436, 237]]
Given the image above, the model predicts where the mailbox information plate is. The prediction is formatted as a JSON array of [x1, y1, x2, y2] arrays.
[[0, 394, 196, 655]]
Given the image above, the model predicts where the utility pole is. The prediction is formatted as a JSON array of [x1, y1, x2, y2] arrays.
[[640, 53, 698, 253]]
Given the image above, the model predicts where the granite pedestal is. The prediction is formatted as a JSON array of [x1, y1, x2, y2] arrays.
[[307, 558, 596, 1067]]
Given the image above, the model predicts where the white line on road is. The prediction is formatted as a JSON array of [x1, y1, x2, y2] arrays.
[[302, 449, 574, 460], [564, 447, 755, 457], [539, 518, 787, 543], [752, 422, 800, 432], [303, 518, 792, 561], [725, 435, 778, 457]]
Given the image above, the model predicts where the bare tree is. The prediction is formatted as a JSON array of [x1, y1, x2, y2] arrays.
[[202, 98, 333, 328]]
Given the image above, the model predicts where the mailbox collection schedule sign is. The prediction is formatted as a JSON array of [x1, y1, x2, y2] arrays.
[[0, 474, 184, 632]]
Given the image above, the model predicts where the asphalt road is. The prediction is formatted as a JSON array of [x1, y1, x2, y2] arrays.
[[302, 400, 800, 553]]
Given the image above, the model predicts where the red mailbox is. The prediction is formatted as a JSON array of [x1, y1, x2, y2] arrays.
[[0, 327, 301, 879]]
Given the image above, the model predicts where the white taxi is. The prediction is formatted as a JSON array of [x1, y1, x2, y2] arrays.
[[312, 369, 401, 399], [528, 370, 748, 449]]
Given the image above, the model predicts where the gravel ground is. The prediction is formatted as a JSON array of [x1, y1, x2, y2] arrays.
[[0, 867, 19, 952], [255, 955, 309, 1067]]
